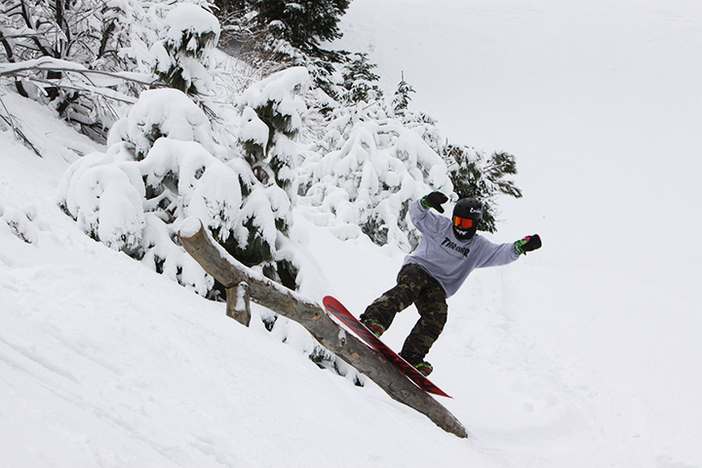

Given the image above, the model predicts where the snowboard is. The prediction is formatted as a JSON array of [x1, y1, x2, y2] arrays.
[[323, 296, 450, 398]]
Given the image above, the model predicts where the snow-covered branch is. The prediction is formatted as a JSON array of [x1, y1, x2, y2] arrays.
[[0, 57, 158, 86]]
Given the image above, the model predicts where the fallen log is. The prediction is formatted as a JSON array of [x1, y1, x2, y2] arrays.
[[178, 217, 467, 438]]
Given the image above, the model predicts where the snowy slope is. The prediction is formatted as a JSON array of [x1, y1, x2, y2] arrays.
[[335, 1, 702, 466], [1, 93, 506, 467], [0, 95, 492, 467], [1, 1, 701, 468]]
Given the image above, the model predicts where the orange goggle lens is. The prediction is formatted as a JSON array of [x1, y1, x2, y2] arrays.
[[453, 216, 474, 229]]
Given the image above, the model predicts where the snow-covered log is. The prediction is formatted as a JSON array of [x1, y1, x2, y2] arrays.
[[178, 217, 467, 438]]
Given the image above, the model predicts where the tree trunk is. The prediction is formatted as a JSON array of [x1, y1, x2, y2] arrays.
[[178, 217, 468, 438]]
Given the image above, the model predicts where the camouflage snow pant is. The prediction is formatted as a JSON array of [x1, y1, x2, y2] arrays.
[[360, 263, 448, 363]]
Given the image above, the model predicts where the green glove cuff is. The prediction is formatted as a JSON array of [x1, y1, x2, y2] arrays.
[[421, 195, 431, 209], [514, 238, 528, 255], [514, 235, 542, 255]]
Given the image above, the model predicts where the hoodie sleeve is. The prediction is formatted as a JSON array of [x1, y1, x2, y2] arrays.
[[409, 198, 447, 235], [475, 236, 520, 268]]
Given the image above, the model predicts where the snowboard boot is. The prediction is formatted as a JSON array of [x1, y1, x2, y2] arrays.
[[415, 362, 433, 377], [360, 317, 386, 337], [399, 351, 433, 377]]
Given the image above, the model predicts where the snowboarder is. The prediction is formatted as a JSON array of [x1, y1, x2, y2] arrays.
[[360, 192, 542, 376]]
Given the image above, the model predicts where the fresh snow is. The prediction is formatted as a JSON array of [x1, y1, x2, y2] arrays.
[[1, 1, 701, 468], [335, 1, 702, 466]]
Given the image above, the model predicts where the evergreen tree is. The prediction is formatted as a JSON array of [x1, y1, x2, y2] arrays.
[[393, 72, 416, 115], [251, 0, 350, 53], [298, 98, 453, 252], [151, 3, 221, 95], [341, 52, 383, 104], [217, 1, 350, 76], [212, 0, 357, 108], [444, 145, 522, 233]]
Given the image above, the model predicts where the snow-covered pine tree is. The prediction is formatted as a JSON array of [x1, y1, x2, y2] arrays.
[[341, 52, 383, 104], [444, 144, 522, 233], [57, 88, 222, 295], [151, 3, 221, 95], [57, 83, 301, 296], [56, 6, 309, 296], [298, 98, 453, 252], [212, 66, 312, 289], [97, 0, 169, 78], [238, 67, 307, 194]]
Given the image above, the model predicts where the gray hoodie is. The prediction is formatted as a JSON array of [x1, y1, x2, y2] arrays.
[[403, 199, 520, 297]]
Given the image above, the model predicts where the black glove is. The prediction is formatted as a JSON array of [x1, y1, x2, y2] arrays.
[[421, 192, 449, 213], [514, 234, 542, 255]]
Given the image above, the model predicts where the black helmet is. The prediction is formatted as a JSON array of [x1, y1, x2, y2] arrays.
[[452, 198, 482, 240]]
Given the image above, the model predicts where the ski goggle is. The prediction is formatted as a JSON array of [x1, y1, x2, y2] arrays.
[[453, 216, 475, 229]]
